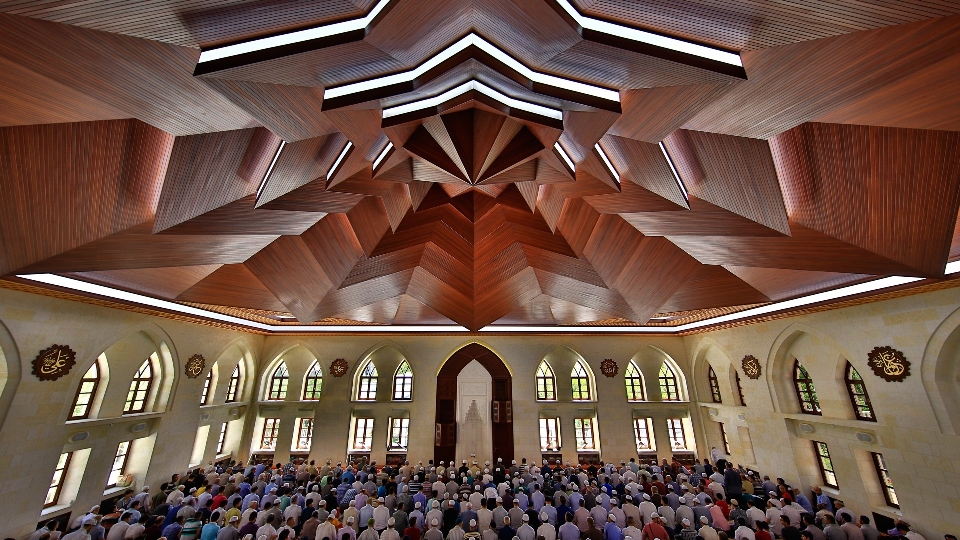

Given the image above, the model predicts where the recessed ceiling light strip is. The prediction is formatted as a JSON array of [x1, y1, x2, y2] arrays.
[[381, 80, 563, 121], [552, 0, 741, 68], [198, 0, 392, 64], [327, 140, 353, 180], [324, 33, 619, 104], [594, 142, 620, 185], [372, 141, 394, 171], [659, 141, 688, 201], [554, 142, 576, 172], [256, 140, 286, 200]]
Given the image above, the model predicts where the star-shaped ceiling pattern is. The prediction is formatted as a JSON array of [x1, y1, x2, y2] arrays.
[[2, 0, 960, 330]]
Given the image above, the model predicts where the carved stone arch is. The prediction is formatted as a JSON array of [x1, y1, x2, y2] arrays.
[[259, 342, 319, 401], [540, 345, 596, 402], [352, 341, 411, 401], [640, 345, 689, 402], [0, 317, 21, 431], [767, 323, 856, 418], [690, 338, 735, 404], [435, 342, 514, 464], [89, 321, 178, 415], [922, 306, 960, 434], [210, 338, 258, 403]]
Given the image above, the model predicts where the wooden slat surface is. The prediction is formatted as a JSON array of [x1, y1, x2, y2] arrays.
[[0, 120, 173, 275], [69, 264, 222, 300], [771, 122, 960, 276], [176, 263, 289, 312]]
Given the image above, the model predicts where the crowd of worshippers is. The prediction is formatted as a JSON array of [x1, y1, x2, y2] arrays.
[[27, 453, 952, 540]]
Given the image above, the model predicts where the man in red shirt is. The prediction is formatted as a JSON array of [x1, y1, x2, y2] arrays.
[[641, 514, 668, 540]]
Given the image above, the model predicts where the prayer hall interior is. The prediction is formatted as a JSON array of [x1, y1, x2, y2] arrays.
[[2, 0, 960, 539]]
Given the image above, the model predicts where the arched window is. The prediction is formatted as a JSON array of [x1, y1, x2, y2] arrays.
[[200, 370, 213, 405], [536, 361, 556, 401], [124, 359, 153, 414], [794, 361, 821, 415], [69, 361, 101, 420], [393, 361, 413, 400], [708, 366, 722, 403], [624, 362, 645, 401], [302, 361, 323, 400], [845, 362, 875, 421], [658, 363, 680, 401], [267, 362, 289, 400], [225, 364, 242, 403], [357, 362, 378, 401], [735, 371, 746, 406], [571, 361, 591, 401]]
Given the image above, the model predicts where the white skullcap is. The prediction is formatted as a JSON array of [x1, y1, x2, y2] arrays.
[[496, 497, 503, 503], [82, 517, 97, 526], [651, 514, 660, 520], [229, 516, 240, 523], [681, 519, 690, 526], [607, 514, 615, 521], [346, 517, 355, 524], [388, 518, 395, 526], [432, 519, 439, 526], [642, 494, 650, 501], [378, 497, 385, 502], [700, 516, 708, 524], [522, 515, 529, 522], [349, 501, 356, 506], [415, 502, 422, 508], [540, 513, 548, 521], [470, 520, 477, 527]]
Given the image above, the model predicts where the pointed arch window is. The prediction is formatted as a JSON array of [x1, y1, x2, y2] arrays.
[[708, 366, 722, 403], [357, 362, 378, 401], [124, 359, 153, 414], [658, 363, 680, 401], [794, 361, 821, 415], [845, 362, 875, 421], [200, 370, 213, 405], [536, 361, 556, 401], [303, 361, 323, 400], [735, 371, 746, 406], [393, 360, 413, 401], [571, 361, 591, 401], [625, 362, 645, 401], [267, 362, 289, 401], [225, 364, 242, 403], [69, 361, 101, 420]]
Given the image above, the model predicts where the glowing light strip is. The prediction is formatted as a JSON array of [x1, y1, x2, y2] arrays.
[[256, 140, 286, 199], [18, 262, 957, 334], [381, 80, 563, 121], [372, 142, 393, 171], [594, 143, 619, 184], [16, 274, 469, 333], [553, 0, 741, 67], [325, 33, 619, 103], [327, 141, 353, 180], [554, 142, 576, 172], [659, 141, 688, 201], [198, 0, 392, 63]]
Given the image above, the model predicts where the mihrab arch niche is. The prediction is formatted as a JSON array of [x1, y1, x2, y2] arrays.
[[435, 343, 513, 464]]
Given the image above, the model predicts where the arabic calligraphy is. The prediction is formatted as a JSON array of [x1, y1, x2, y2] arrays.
[[742, 355, 762, 380], [866, 346, 910, 382], [32, 345, 77, 381], [185, 354, 206, 379]]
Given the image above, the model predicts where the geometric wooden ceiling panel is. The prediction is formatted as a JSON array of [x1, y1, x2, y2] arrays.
[[2, 1, 959, 328]]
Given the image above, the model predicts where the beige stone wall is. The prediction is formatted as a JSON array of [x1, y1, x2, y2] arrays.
[[684, 285, 960, 539], [2, 283, 960, 539]]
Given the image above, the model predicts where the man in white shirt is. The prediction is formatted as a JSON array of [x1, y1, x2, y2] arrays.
[[106, 513, 134, 540], [734, 518, 755, 540], [538, 513, 557, 540]]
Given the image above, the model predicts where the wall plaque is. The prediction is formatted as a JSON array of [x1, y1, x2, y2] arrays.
[[185, 354, 206, 378], [600, 359, 618, 377], [742, 355, 762, 379], [866, 346, 910, 382], [32, 344, 77, 381], [330, 358, 348, 377]]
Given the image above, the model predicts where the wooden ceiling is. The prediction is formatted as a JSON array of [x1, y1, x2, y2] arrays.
[[2, 0, 960, 330]]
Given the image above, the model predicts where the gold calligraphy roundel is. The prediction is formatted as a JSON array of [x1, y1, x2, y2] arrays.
[[600, 359, 618, 377], [742, 355, 762, 380], [185, 354, 206, 379], [32, 344, 77, 381], [330, 358, 348, 377], [866, 346, 910, 382]]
